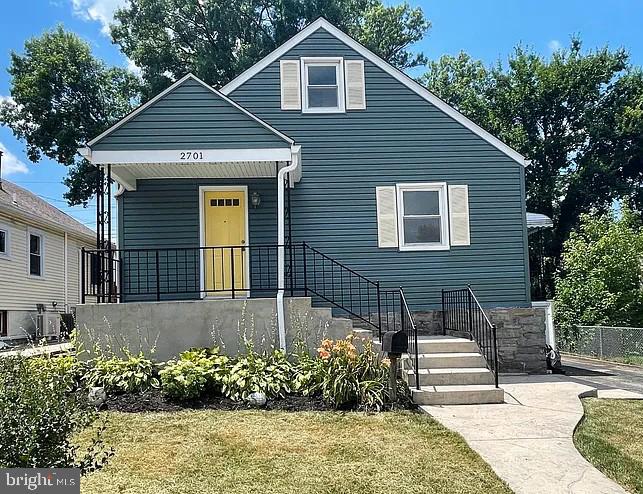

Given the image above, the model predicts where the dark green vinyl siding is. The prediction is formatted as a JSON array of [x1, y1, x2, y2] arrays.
[[227, 28, 530, 309], [92, 77, 289, 151]]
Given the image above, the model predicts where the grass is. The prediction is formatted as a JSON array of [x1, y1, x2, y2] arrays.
[[574, 398, 643, 493], [80, 410, 510, 494]]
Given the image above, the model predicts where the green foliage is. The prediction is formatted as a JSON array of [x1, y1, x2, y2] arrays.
[[422, 40, 643, 297], [28, 354, 87, 392], [83, 351, 159, 394], [554, 207, 643, 348], [112, 0, 430, 96], [159, 348, 229, 401], [316, 336, 403, 411], [0, 26, 139, 206], [222, 349, 294, 401], [0, 356, 113, 473]]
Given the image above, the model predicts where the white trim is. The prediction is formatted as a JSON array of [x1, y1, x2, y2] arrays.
[[198, 185, 250, 299], [396, 182, 450, 251], [220, 18, 526, 166], [26, 227, 45, 278], [63, 232, 68, 311], [300, 57, 345, 114], [0, 220, 11, 259], [86, 73, 293, 149], [91, 148, 293, 165]]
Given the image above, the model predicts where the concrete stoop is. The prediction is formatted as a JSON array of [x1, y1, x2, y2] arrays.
[[377, 336, 504, 406]]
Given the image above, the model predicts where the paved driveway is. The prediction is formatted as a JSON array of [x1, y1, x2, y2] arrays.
[[561, 354, 643, 394]]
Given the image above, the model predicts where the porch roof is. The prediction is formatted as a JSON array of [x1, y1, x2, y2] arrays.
[[81, 74, 298, 191]]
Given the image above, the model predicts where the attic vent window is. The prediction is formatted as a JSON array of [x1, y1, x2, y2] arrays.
[[302, 58, 345, 113]]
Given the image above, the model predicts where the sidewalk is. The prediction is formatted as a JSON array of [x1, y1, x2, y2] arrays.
[[0, 342, 73, 358], [421, 374, 642, 494]]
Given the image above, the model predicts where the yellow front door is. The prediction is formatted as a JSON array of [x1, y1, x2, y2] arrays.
[[203, 189, 247, 295]]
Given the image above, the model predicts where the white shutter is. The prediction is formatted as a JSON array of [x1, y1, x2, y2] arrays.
[[280, 60, 301, 110], [448, 185, 470, 246], [344, 60, 366, 110], [376, 186, 398, 248]]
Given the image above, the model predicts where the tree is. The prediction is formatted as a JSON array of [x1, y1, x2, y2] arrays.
[[554, 207, 643, 348], [111, 0, 430, 97], [0, 26, 140, 205], [422, 41, 643, 296]]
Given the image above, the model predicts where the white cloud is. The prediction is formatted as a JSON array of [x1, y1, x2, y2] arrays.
[[70, 0, 128, 35], [548, 39, 562, 52], [0, 95, 15, 106], [0, 143, 29, 177], [126, 57, 142, 76]]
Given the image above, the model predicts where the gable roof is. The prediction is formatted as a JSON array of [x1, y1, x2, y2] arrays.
[[86, 74, 294, 149], [221, 18, 527, 166], [0, 179, 95, 242]]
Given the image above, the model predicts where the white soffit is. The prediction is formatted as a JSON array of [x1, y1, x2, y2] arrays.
[[221, 18, 527, 166]]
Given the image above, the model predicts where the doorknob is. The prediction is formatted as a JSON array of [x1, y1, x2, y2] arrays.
[[241, 240, 246, 245]]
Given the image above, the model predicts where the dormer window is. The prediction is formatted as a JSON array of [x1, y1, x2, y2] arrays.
[[301, 58, 345, 113]]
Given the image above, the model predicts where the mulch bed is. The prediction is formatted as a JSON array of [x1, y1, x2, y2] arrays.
[[103, 389, 332, 413]]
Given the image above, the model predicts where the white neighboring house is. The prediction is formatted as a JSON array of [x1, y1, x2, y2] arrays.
[[0, 179, 95, 340]]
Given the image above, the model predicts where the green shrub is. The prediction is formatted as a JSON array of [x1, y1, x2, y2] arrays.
[[28, 354, 87, 392], [317, 336, 402, 411], [0, 356, 112, 473], [292, 352, 323, 396], [159, 347, 229, 401], [83, 351, 159, 394], [222, 349, 294, 401]]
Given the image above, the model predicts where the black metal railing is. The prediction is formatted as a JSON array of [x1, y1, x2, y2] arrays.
[[400, 288, 420, 390], [442, 285, 499, 387], [81, 242, 420, 386]]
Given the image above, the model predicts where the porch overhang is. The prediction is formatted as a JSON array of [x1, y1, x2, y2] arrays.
[[80, 146, 301, 191]]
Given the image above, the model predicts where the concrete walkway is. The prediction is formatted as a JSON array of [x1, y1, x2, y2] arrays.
[[0, 342, 73, 358], [422, 374, 641, 494]]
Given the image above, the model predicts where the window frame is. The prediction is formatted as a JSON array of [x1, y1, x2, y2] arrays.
[[26, 228, 45, 278], [301, 57, 345, 114], [396, 182, 450, 251], [0, 221, 10, 259]]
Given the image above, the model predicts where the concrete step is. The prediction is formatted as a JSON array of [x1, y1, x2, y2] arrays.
[[411, 384, 504, 405], [351, 328, 373, 340], [403, 352, 487, 369], [373, 336, 480, 354], [404, 367, 495, 387]]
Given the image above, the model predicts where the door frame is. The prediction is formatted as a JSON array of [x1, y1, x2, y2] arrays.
[[198, 185, 250, 299]]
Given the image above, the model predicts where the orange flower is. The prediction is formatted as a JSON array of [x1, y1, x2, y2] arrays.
[[318, 349, 331, 360], [381, 358, 391, 367]]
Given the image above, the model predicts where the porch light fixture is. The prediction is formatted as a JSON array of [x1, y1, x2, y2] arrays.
[[251, 191, 262, 209]]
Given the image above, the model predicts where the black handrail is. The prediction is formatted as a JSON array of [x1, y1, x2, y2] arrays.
[[400, 288, 420, 390], [442, 285, 499, 387], [81, 242, 420, 386]]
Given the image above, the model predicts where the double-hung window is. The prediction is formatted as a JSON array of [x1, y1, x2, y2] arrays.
[[396, 183, 449, 250], [302, 58, 345, 113], [0, 226, 8, 258], [28, 231, 43, 277]]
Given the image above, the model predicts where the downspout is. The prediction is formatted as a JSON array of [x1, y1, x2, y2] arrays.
[[276, 145, 301, 351]]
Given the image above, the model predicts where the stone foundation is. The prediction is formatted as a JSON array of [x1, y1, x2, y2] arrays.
[[412, 307, 547, 373]]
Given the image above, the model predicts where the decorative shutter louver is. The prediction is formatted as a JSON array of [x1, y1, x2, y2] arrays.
[[448, 185, 471, 246], [344, 60, 366, 110], [280, 60, 301, 110], [376, 186, 398, 248]]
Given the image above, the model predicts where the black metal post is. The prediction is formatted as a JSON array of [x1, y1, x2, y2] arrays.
[[80, 247, 86, 304], [376, 281, 382, 339], [230, 247, 235, 299], [467, 286, 473, 341], [441, 288, 446, 336], [302, 242, 308, 296], [155, 250, 161, 302], [399, 288, 405, 333], [492, 324, 499, 388]]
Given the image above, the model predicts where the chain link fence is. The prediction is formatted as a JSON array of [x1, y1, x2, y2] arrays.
[[561, 326, 643, 364]]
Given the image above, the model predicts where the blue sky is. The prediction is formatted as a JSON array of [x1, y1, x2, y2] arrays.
[[0, 0, 642, 236]]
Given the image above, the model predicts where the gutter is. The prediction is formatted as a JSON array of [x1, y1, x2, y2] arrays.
[[276, 145, 301, 351]]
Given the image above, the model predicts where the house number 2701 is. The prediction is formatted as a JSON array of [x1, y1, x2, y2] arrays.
[[179, 151, 204, 160]]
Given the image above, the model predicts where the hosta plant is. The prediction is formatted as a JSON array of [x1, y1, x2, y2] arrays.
[[222, 349, 294, 401], [159, 347, 229, 401], [83, 351, 159, 394]]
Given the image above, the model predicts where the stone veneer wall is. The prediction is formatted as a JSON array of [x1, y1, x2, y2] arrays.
[[413, 307, 547, 373]]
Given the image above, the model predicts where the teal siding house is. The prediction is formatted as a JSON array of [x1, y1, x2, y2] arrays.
[[79, 19, 547, 385]]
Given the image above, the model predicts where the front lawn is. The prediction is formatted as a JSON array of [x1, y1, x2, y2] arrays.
[[80, 410, 510, 494], [574, 398, 643, 493]]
